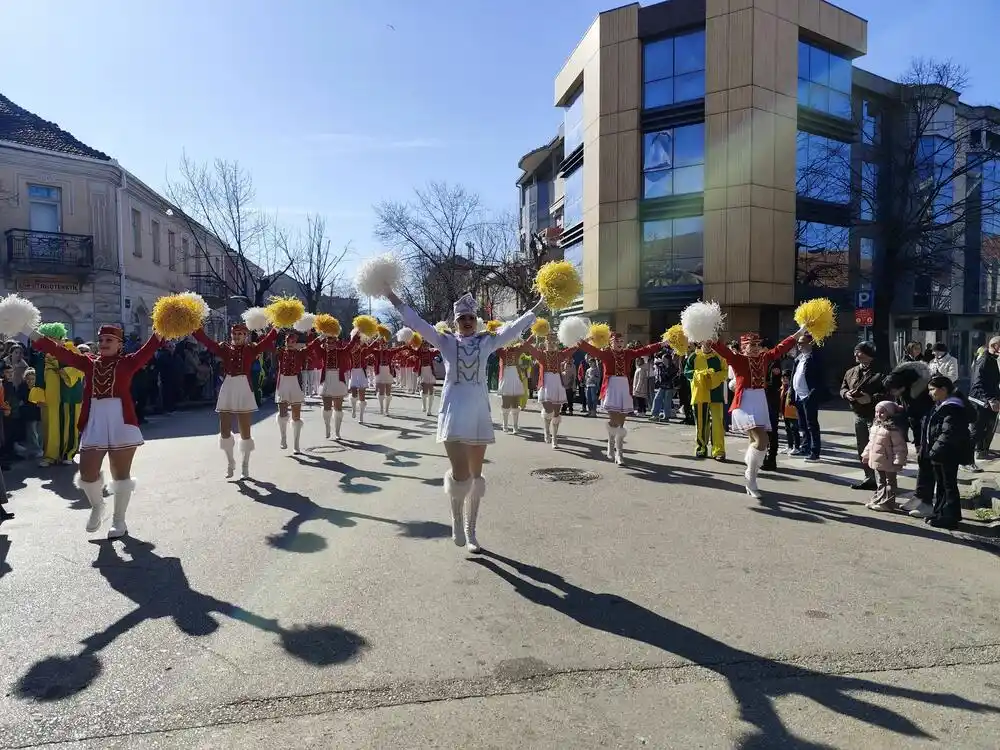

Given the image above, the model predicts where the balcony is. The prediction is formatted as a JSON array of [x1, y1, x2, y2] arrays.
[[189, 273, 230, 307], [5, 229, 94, 272]]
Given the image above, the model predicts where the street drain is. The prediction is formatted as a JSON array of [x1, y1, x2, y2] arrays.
[[530, 468, 601, 485]]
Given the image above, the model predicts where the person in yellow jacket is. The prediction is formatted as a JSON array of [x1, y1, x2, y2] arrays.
[[684, 342, 728, 460], [38, 341, 84, 467]]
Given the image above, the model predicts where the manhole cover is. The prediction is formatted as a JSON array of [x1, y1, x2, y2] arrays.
[[530, 468, 601, 485]]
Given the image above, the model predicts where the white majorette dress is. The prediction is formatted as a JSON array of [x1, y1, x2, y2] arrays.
[[194, 325, 278, 413], [497, 344, 527, 397], [397, 299, 536, 444], [712, 333, 798, 433]]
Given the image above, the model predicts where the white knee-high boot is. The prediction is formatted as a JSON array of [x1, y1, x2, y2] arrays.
[[377, 393, 385, 414], [384, 393, 392, 415], [358, 400, 367, 424], [292, 419, 303, 453], [334, 410, 344, 438], [421, 391, 428, 413], [322, 409, 332, 439], [606, 422, 616, 460], [444, 471, 472, 547], [464, 476, 486, 553], [108, 478, 136, 539], [745, 446, 765, 499], [551, 414, 561, 448], [501, 407, 510, 431], [74, 472, 106, 533], [543, 412, 552, 441], [511, 407, 520, 433], [351, 395, 358, 418], [426, 391, 435, 415], [277, 414, 289, 449], [220, 435, 236, 478], [614, 426, 627, 465], [240, 438, 254, 478]]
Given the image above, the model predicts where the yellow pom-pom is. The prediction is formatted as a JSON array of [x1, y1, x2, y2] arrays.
[[662, 324, 688, 351], [485, 320, 503, 334], [531, 318, 550, 338], [265, 296, 305, 329], [794, 298, 837, 344], [314, 314, 341, 337], [353, 315, 379, 338], [409, 332, 423, 348], [534, 260, 583, 311], [376, 324, 391, 341], [589, 323, 611, 349], [151, 293, 206, 340], [434, 321, 452, 334]]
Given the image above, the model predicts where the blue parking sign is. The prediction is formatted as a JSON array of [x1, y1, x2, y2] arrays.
[[855, 290, 874, 309]]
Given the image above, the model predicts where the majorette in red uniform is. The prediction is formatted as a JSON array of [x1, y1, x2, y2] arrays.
[[524, 336, 577, 447], [273, 331, 321, 453], [345, 331, 374, 423], [578, 332, 665, 465], [370, 337, 407, 415], [304, 330, 324, 397], [405, 348, 419, 393], [711, 327, 805, 498], [413, 342, 440, 415], [31, 324, 161, 538], [317, 330, 362, 439], [496, 341, 529, 433], [193, 323, 278, 478]]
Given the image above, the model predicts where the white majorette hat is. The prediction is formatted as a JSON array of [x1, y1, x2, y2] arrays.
[[453, 293, 477, 318]]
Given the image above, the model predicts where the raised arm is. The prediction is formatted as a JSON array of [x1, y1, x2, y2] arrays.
[[250, 327, 279, 355], [577, 339, 604, 358], [766, 334, 800, 361], [192, 328, 225, 358], [522, 342, 544, 361], [711, 340, 740, 365], [491, 309, 537, 351], [30, 334, 91, 371], [124, 333, 163, 371], [393, 304, 448, 351], [561, 346, 579, 361], [635, 341, 666, 358]]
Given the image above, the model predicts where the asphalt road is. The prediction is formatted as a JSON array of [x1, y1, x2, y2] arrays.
[[1, 394, 998, 749]]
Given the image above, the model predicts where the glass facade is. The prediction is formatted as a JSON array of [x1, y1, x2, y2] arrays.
[[917, 135, 956, 223], [643, 123, 705, 199], [640, 217, 704, 290], [862, 100, 879, 145], [861, 162, 878, 220], [798, 41, 852, 119], [642, 30, 706, 110], [563, 241, 584, 286], [796, 221, 849, 288], [859, 237, 874, 289], [796, 131, 851, 203], [564, 166, 583, 229], [564, 91, 584, 155]]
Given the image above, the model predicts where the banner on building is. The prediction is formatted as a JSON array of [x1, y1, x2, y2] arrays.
[[16, 276, 82, 294]]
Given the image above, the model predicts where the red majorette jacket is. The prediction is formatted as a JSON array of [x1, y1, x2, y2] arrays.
[[578, 340, 663, 398], [317, 334, 362, 384], [498, 343, 527, 379], [712, 336, 798, 410], [369, 342, 406, 369], [193, 327, 278, 377], [524, 344, 576, 382], [414, 348, 439, 369], [33, 334, 161, 430]]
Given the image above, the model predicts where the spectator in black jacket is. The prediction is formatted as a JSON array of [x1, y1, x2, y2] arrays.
[[968, 335, 1000, 465], [884, 360, 934, 448], [792, 333, 826, 460], [840, 342, 885, 490]]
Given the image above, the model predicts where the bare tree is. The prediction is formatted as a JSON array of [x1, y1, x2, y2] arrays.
[[280, 215, 351, 313], [469, 209, 553, 316], [166, 153, 292, 306]]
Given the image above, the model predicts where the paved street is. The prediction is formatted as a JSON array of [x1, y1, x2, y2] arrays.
[[1, 393, 998, 749]]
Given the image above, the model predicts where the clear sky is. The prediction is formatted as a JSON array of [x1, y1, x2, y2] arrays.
[[3, 0, 998, 278]]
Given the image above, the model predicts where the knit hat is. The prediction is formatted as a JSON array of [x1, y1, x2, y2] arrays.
[[875, 400, 898, 418]]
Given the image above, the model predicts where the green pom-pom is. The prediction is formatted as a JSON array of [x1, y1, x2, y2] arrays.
[[38, 322, 68, 339]]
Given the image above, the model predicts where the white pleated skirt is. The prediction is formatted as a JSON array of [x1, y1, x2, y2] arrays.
[[349, 368, 368, 389], [276, 374, 305, 404], [601, 376, 632, 414], [498, 368, 524, 397], [375, 365, 394, 384], [537, 371, 566, 404], [437, 383, 494, 445], [419, 365, 435, 385], [216, 374, 258, 413], [321, 369, 349, 398], [80, 398, 144, 451], [730, 388, 771, 432]]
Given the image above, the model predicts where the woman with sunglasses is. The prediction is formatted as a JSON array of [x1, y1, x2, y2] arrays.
[[384, 288, 541, 553]]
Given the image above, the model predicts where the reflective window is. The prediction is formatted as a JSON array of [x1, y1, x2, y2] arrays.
[[798, 41, 852, 119], [640, 216, 704, 289], [564, 91, 584, 155], [859, 237, 874, 290], [861, 162, 878, 221], [796, 221, 849, 288], [796, 131, 851, 204], [563, 241, 584, 287], [862, 100, 879, 145], [564, 166, 583, 229], [643, 30, 705, 109], [643, 123, 705, 199], [917, 135, 956, 223]]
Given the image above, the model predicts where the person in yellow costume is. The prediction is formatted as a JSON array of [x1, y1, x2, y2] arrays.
[[684, 341, 728, 460], [517, 354, 531, 410], [38, 341, 84, 467]]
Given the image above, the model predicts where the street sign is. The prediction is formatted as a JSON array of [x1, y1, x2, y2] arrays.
[[854, 308, 874, 327], [855, 290, 874, 309]]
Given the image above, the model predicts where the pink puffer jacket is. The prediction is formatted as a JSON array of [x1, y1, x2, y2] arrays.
[[861, 421, 908, 472]]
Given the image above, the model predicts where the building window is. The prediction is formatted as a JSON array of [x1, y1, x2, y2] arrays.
[[643, 123, 705, 199], [563, 90, 584, 156], [168, 230, 177, 269], [796, 221, 849, 288], [643, 29, 706, 110], [859, 237, 874, 289], [131, 209, 142, 257], [182, 237, 190, 273], [640, 216, 704, 289], [862, 100, 879, 145], [151, 220, 161, 264], [797, 41, 852, 119], [563, 241, 584, 288], [917, 135, 955, 223], [796, 131, 851, 204], [564, 166, 583, 229], [860, 162, 878, 221], [27, 184, 63, 233]]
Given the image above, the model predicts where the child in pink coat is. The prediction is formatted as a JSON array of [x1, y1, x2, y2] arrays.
[[861, 400, 909, 511]]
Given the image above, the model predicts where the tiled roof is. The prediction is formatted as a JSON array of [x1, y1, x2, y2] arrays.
[[0, 93, 111, 161]]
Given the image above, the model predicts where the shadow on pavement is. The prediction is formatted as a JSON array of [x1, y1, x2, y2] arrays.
[[292, 453, 443, 495], [0, 534, 10, 579], [12, 536, 367, 702], [471, 551, 1000, 749], [142, 403, 279, 441], [237, 479, 450, 552]]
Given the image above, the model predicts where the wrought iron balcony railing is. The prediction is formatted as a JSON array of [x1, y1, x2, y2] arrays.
[[189, 274, 230, 303], [5, 229, 94, 269]]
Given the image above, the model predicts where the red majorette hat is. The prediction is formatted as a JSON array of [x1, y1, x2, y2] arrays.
[[99, 325, 124, 340], [231, 322, 249, 333], [611, 331, 623, 341], [740, 332, 762, 347]]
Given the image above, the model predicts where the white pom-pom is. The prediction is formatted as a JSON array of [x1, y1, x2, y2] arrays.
[[558, 316, 591, 348], [0, 294, 41, 337], [681, 301, 724, 344], [434, 321, 452, 333], [179, 291, 211, 320], [396, 326, 414, 343], [293, 313, 316, 333], [354, 253, 402, 298], [242, 306, 270, 332]]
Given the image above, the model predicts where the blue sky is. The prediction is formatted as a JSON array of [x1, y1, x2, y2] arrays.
[[3, 0, 997, 278]]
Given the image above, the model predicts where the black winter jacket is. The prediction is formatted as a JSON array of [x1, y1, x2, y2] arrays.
[[970, 352, 1000, 403], [920, 396, 974, 465]]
